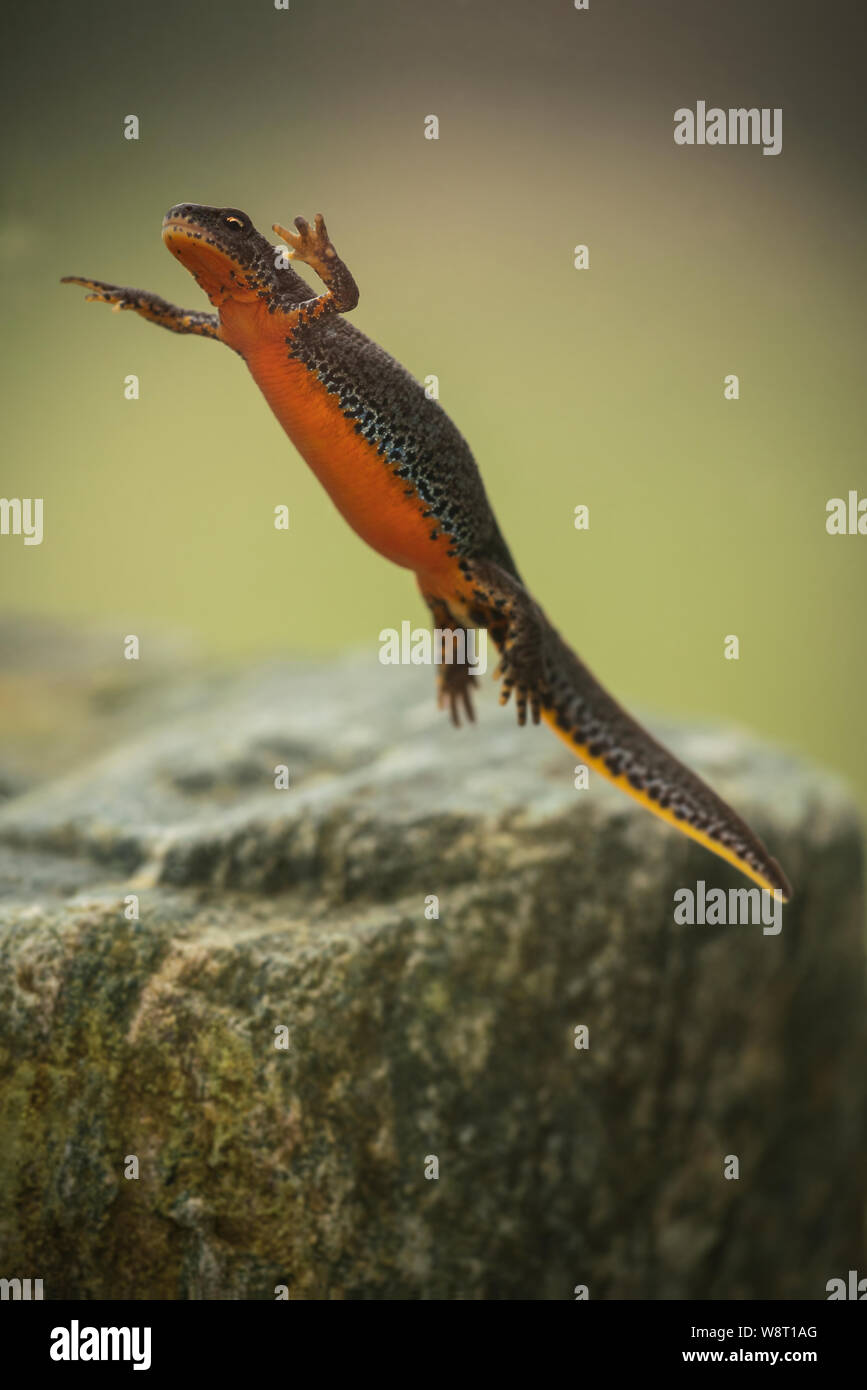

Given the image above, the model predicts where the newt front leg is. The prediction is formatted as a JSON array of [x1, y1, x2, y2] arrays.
[[272, 213, 359, 324], [60, 277, 220, 338]]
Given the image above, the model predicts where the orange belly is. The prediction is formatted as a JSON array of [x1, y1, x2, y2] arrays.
[[244, 343, 459, 587]]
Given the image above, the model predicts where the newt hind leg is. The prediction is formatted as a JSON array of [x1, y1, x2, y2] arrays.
[[464, 560, 550, 726], [418, 586, 479, 727]]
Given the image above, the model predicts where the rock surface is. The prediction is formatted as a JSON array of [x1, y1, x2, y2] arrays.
[[0, 622, 864, 1299]]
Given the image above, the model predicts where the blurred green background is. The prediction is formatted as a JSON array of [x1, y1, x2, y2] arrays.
[[2, 0, 865, 816]]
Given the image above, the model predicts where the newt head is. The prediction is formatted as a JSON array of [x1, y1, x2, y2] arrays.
[[162, 203, 284, 309]]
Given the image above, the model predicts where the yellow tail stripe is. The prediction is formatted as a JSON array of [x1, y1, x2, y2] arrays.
[[542, 709, 790, 901]]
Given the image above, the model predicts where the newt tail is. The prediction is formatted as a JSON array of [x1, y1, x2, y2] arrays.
[[63, 202, 792, 901]]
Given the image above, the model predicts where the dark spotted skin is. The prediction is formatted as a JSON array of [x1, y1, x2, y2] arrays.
[[288, 312, 519, 575], [62, 202, 792, 901]]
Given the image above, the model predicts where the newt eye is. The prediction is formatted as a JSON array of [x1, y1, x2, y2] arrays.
[[224, 215, 245, 230]]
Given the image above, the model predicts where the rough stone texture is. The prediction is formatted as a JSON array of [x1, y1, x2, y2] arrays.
[[0, 621, 864, 1300]]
